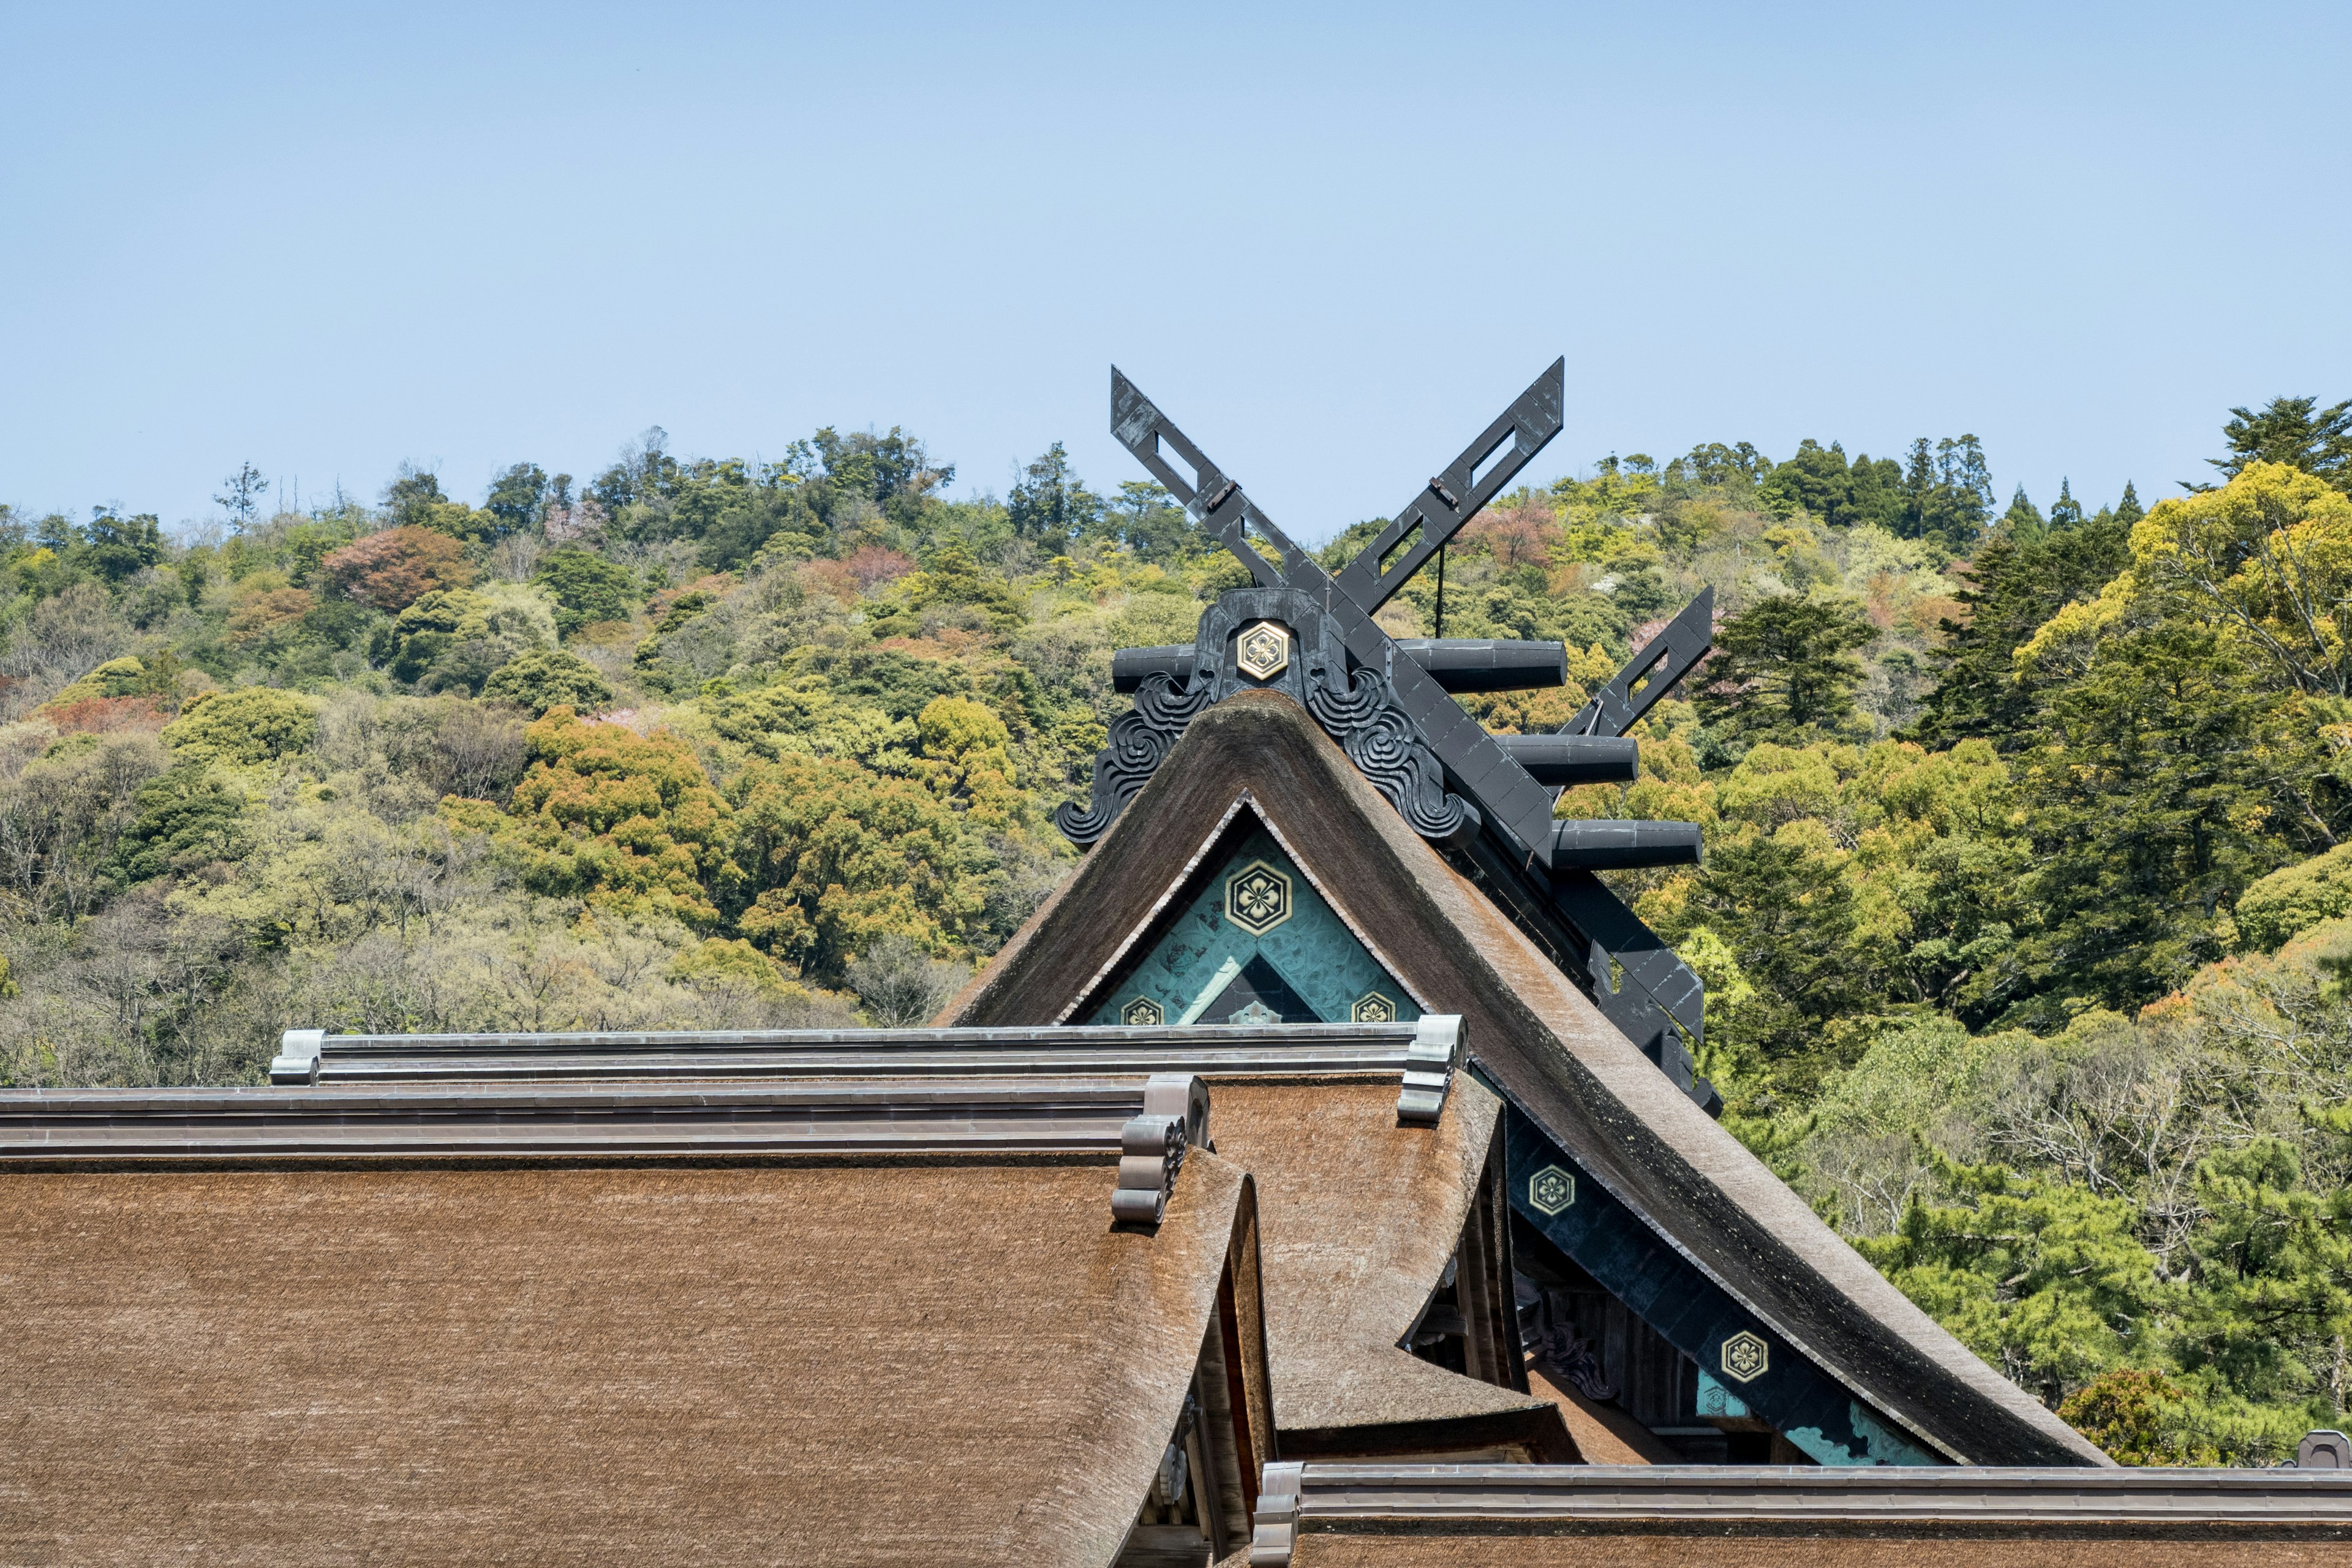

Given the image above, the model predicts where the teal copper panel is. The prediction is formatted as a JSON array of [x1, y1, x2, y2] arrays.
[[1090, 829, 1416, 1027]]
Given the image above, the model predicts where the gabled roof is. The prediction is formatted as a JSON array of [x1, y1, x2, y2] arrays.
[[946, 692, 2105, 1468], [0, 1079, 1274, 1567], [1207, 1077, 1571, 1462], [254, 1019, 1553, 1465]]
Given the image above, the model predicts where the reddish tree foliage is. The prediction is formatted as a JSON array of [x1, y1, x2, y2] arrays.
[[798, 559, 861, 604], [42, 695, 168, 735], [223, 587, 314, 646], [320, 526, 476, 611], [843, 545, 915, 592], [1463, 496, 1555, 568]]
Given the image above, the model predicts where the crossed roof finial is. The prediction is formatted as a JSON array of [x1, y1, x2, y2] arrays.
[[1078, 361, 1723, 1112]]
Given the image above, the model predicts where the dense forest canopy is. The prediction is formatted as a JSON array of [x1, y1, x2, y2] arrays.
[[6, 392, 2352, 1464]]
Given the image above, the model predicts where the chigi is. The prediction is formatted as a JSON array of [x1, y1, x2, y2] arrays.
[[7, 366, 2349, 1568]]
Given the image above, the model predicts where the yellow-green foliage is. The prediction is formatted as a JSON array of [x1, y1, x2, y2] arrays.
[[497, 707, 741, 929], [730, 751, 995, 980], [160, 687, 320, 765], [2234, 842, 2352, 952], [14, 406, 2352, 1460], [2132, 461, 2352, 694]]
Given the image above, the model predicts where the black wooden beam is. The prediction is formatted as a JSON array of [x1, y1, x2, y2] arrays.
[[1114, 639, 1569, 696]]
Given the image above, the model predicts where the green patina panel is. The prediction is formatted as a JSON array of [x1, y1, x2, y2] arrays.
[[1090, 829, 1417, 1027]]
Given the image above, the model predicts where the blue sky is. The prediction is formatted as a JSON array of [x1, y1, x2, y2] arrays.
[[3, 2, 2346, 541]]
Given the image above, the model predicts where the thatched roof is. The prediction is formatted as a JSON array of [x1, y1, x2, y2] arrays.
[[945, 692, 2102, 1466], [1206, 1078, 1571, 1461], [0, 1152, 1261, 1567]]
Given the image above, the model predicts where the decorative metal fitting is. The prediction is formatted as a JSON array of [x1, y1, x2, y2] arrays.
[[1721, 1330, 1770, 1383], [1529, 1165, 1576, 1215], [1235, 620, 1291, 681], [1224, 860, 1294, 936], [1396, 1014, 1461, 1125]]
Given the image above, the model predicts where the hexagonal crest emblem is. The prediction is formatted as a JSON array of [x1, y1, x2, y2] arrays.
[[1120, 996, 1165, 1027], [1528, 1165, 1576, 1216], [1351, 990, 1398, 1023], [1225, 860, 1293, 936], [1235, 620, 1291, 681], [1720, 1330, 1769, 1384]]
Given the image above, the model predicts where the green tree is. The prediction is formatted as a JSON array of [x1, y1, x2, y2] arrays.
[[83, 508, 164, 582], [160, 688, 320, 766], [1999, 486, 2043, 537], [1760, 439, 1851, 523], [1671, 440, 1773, 487], [1911, 492, 2132, 750], [213, 462, 268, 531], [2204, 395, 2351, 492], [1844, 453, 1905, 529], [1861, 1155, 2160, 1407], [1006, 442, 1102, 553], [482, 647, 616, 717], [2048, 478, 2085, 529], [533, 548, 637, 636], [1893, 435, 1996, 551], [1696, 595, 1875, 755], [730, 752, 998, 983], [111, 763, 249, 882], [492, 706, 741, 929], [381, 466, 447, 527], [812, 426, 953, 522], [2057, 1370, 2218, 1464], [484, 462, 549, 537], [2173, 1137, 2352, 1421], [2130, 460, 2352, 698], [1653, 818, 1873, 1097], [1106, 480, 1194, 562], [1999, 614, 2321, 1020]]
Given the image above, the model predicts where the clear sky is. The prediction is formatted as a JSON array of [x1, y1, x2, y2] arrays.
[[4, 1, 2346, 543]]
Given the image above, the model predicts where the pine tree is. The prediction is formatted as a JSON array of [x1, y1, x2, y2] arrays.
[[2048, 478, 2084, 530], [2000, 485, 2045, 540], [1910, 488, 2133, 749], [1899, 439, 1937, 540], [2202, 396, 2352, 492], [1695, 595, 1876, 760]]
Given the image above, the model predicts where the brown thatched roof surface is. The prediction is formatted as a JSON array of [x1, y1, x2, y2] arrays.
[[1521, 1363, 1676, 1464], [0, 1153, 1252, 1567], [945, 692, 2102, 1466], [1206, 1077, 1567, 1458]]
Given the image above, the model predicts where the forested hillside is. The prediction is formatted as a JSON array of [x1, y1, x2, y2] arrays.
[[6, 394, 2351, 1462]]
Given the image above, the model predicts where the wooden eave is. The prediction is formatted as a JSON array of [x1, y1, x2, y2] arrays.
[[944, 692, 2105, 1468]]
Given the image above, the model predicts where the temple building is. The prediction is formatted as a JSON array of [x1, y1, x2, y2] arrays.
[[6, 365, 2351, 1564]]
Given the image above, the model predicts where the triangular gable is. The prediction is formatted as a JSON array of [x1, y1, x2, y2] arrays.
[[948, 691, 2105, 1468], [1080, 819, 1419, 1029]]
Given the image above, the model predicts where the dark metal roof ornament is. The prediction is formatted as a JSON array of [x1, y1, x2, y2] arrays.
[[1063, 363, 1721, 1112]]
